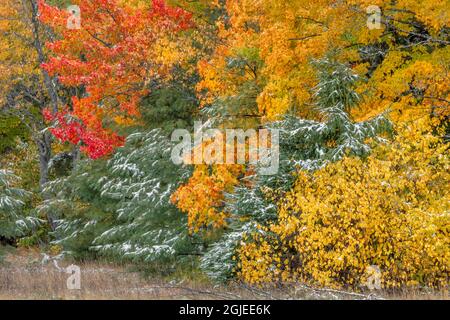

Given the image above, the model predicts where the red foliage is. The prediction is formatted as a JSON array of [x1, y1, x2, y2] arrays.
[[39, 0, 193, 158], [43, 103, 125, 159]]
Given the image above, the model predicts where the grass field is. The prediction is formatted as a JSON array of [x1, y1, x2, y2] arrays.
[[0, 248, 447, 300]]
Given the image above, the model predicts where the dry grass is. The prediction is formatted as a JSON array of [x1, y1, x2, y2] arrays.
[[0, 248, 447, 300], [0, 248, 239, 300]]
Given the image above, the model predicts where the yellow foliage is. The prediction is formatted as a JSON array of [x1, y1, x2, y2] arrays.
[[0, 0, 41, 107], [197, 0, 449, 122], [167, 0, 450, 288], [239, 119, 449, 289], [238, 236, 284, 284], [354, 46, 450, 123]]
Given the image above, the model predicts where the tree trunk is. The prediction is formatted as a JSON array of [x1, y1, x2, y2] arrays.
[[36, 131, 56, 229], [28, 0, 59, 114], [28, 0, 60, 230], [37, 133, 51, 188], [71, 145, 81, 171]]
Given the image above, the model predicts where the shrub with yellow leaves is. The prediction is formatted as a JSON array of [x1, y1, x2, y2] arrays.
[[238, 119, 449, 289], [237, 236, 281, 284]]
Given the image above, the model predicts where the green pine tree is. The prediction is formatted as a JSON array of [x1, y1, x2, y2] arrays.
[[39, 129, 200, 267], [0, 169, 39, 241], [38, 58, 202, 270]]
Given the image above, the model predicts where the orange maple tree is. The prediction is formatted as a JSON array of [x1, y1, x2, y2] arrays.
[[39, 0, 193, 158]]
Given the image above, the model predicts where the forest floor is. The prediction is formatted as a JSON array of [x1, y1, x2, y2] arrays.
[[0, 247, 447, 300]]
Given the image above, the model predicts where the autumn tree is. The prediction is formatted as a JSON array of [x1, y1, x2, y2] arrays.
[[174, 0, 449, 286], [39, 0, 193, 158], [201, 58, 392, 281], [0, 0, 61, 190]]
